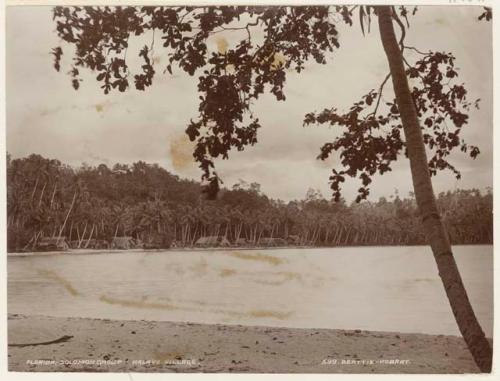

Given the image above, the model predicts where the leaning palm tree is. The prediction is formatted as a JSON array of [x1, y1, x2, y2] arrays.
[[375, 6, 491, 370]]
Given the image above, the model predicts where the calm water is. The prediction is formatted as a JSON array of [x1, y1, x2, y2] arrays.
[[8, 245, 493, 337]]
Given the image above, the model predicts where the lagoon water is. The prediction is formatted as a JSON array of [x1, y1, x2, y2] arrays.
[[7, 245, 493, 337]]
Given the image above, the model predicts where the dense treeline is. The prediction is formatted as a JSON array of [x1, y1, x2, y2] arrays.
[[6, 154, 493, 252]]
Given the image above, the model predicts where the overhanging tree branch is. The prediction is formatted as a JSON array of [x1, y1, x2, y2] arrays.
[[369, 72, 391, 117]]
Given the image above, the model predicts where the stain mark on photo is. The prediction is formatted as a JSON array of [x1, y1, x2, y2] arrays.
[[225, 251, 286, 266], [37, 269, 81, 296], [170, 134, 195, 172], [216, 37, 228, 54], [99, 295, 292, 321], [219, 268, 237, 277], [99, 295, 184, 311]]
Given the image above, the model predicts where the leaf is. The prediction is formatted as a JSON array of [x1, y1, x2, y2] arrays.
[[51, 47, 63, 72]]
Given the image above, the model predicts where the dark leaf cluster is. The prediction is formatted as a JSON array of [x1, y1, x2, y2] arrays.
[[304, 50, 480, 202], [53, 5, 343, 194], [52, 6, 482, 202]]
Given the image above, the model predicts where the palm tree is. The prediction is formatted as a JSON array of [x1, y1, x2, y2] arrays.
[[376, 6, 491, 371]]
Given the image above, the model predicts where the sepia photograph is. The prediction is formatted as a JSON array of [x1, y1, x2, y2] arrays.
[[3, 0, 496, 376]]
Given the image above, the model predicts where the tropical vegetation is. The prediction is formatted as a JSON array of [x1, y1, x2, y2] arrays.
[[7, 153, 492, 253]]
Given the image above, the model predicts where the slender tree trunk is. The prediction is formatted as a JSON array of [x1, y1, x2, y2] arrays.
[[79, 222, 88, 248], [377, 6, 492, 372], [31, 230, 42, 250], [57, 191, 77, 244], [23, 232, 37, 251], [235, 222, 242, 241], [50, 184, 57, 209], [85, 224, 95, 248], [38, 181, 46, 208], [335, 226, 342, 245], [258, 228, 263, 243], [30, 176, 39, 203], [343, 227, 350, 245], [191, 225, 198, 246]]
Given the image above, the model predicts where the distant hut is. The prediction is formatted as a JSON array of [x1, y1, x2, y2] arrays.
[[219, 237, 231, 247], [68, 239, 109, 249], [259, 237, 287, 247], [82, 238, 97, 249], [89, 239, 110, 249], [111, 236, 134, 249], [234, 237, 249, 247], [141, 233, 171, 249], [195, 236, 231, 247], [36, 237, 70, 251], [68, 240, 80, 249], [97, 239, 111, 249], [132, 237, 143, 249], [195, 236, 217, 247], [287, 235, 300, 245]]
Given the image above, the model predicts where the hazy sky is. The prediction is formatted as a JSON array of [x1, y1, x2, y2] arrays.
[[6, 5, 492, 202]]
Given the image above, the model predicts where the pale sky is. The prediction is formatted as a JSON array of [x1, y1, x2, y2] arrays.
[[6, 6, 493, 202]]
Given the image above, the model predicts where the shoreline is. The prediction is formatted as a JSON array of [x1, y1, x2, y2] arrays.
[[7, 246, 311, 257], [7, 243, 492, 257], [7, 314, 487, 373]]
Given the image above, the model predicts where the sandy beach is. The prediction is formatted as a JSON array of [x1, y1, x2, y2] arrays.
[[7, 314, 486, 373]]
